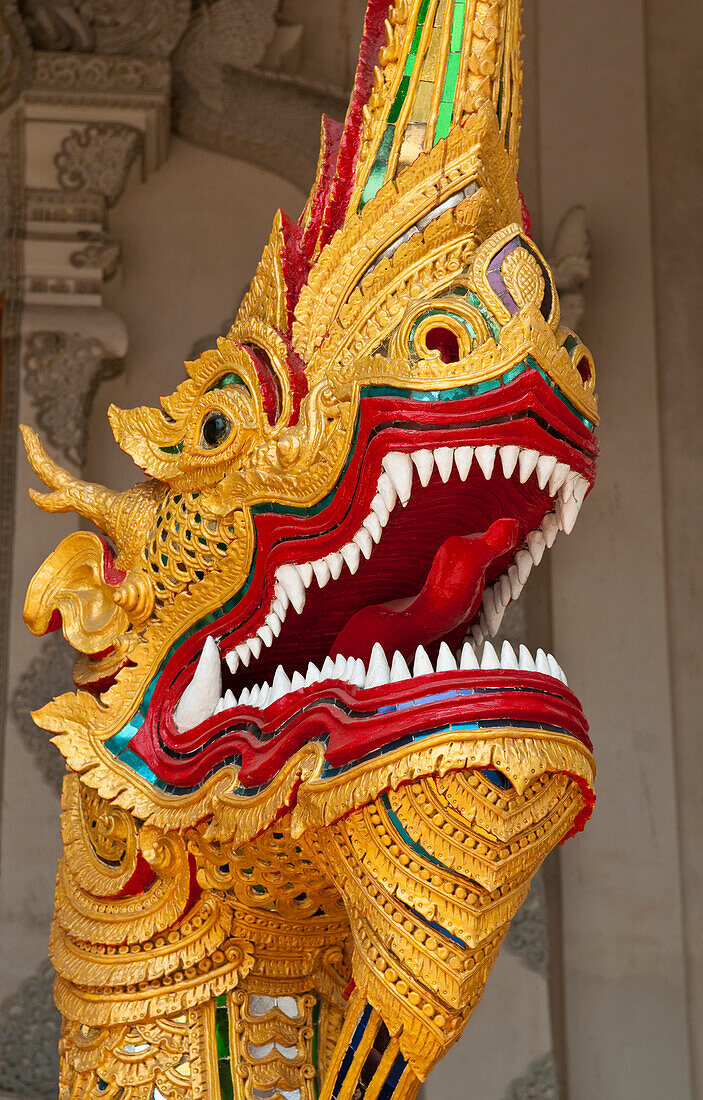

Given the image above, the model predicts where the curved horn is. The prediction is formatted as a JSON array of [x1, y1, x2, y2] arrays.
[[20, 425, 127, 546]]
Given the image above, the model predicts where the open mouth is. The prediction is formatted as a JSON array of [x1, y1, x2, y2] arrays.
[[165, 432, 592, 741]]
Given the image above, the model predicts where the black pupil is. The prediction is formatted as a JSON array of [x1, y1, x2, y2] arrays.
[[202, 412, 230, 448]]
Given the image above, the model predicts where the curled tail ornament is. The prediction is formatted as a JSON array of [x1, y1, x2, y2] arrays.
[[22, 2, 599, 1098]]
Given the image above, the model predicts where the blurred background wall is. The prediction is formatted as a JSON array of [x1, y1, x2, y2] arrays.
[[0, 2, 700, 1098]]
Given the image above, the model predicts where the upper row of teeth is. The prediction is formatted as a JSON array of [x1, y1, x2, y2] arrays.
[[224, 445, 589, 675], [174, 638, 567, 730]]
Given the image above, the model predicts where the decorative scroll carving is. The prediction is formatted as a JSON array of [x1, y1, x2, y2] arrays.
[[23, 330, 123, 465], [505, 1051, 558, 1100], [548, 206, 591, 333], [69, 233, 121, 280], [54, 123, 143, 207], [11, 632, 74, 792], [19, 0, 191, 58], [31, 50, 170, 95], [0, 960, 61, 1100], [505, 868, 549, 974]]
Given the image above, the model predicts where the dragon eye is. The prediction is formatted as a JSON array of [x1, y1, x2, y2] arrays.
[[200, 410, 232, 449]]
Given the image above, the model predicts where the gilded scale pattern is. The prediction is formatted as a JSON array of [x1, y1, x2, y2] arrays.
[[20, 2, 598, 1098]]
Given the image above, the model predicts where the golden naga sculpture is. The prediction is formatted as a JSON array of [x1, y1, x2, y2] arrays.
[[22, 2, 599, 1097]]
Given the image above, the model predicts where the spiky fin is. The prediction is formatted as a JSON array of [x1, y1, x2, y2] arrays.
[[300, 0, 522, 256]]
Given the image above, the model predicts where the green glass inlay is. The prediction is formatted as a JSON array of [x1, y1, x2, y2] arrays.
[[215, 1006, 229, 1059], [388, 76, 410, 123], [435, 100, 453, 141], [442, 51, 460, 100], [159, 442, 183, 455], [207, 372, 245, 392], [451, 3, 465, 51]]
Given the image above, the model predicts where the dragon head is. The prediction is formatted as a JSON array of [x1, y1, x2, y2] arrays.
[[24, 1, 597, 1080], [23, 1, 597, 839]]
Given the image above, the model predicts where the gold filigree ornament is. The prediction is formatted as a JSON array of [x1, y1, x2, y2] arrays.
[[22, 2, 600, 1098]]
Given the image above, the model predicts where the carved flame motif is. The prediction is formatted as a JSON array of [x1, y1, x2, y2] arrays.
[[22, 3, 599, 1098]]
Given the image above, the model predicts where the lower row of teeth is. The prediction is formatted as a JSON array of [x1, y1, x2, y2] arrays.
[[182, 640, 567, 726]]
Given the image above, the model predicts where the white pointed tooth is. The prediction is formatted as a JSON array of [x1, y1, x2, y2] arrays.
[[562, 470, 579, 499], [265, 611, 282, 638], [460, 641, 479, 669], [365, 642, 391, 688], [354, 528, 373, 560], [535, 649, 551, 676], [333, 653, 347, 679], [276, 564, 306, 614], [174, 636, 222, 732], [518, 448, 540, 483], [291, 671, 305, 692], [270, 666, 292, 704], [363, 512, 383, 544], [508, 564, 523, 601], [258, 624, 274, 648], [500, 641, 519, 669], [382, 453, 413, 505], [248, 636, 262, 660], [434, 447, 454, 483], [249, 685, 260, 707], [481, 640, 501, 669], [436, 641, 457, 672], [224, 688, 236, 709], [325, 551, 344, 580], [258, 682, 271, 709], [413, 645, 433, 677], [236, 642, 252, 667], [454, 446, 473, 480], [341, 542, 361, 575], [498, 573, 511, 608], [411, 449, 434, 487], [516, 549, 533, 585], [548, 462, 570, 496], [305, 662, 321, 685], [344, 656, 357, 679], [274, 582, 289, 613], [475, 445, 496, 479], [371, 492, 390, 526], [350, 658, 366, 687], [573, 475, 589, 506], [518, 644, 536, 672], [226, 651, 240, 675], [527, 529, 546, 566], [390, 650, 411, 682], [536, 455, 557, 490], [471, 622, 484, 646], [377, 472, 398, 513], [482, 587, 502, 636], [478, 609, 489, 635], [561, 495, 580, 534], [320, 656, 336, 679], [271, 597, 287, 619], [541, 512, 559, 548], [214, 697, 225, 715], [239, 687, 251, 706], [499, 445, 520, 479], [547, 653, 563, 681], [297, 562, 314, 587]]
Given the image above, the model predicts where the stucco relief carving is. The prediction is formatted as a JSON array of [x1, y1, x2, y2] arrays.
[[69, 232, 121, 280], [18, 0, 190, 58], [548, 206, 591, 332], [505, 1052, 558, 1100], [11, 632, 73, 793], [54, 122, 143, 206], [0, 0, 33, 110], [0, 960, 61, 1100], [505, 868, 549, 974], [30, 50, 170, 96], [23, 330, 123, 465]]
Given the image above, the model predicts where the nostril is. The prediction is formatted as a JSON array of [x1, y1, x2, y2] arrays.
[[425, 325, 461, 364], [575, 356, 592, 385]]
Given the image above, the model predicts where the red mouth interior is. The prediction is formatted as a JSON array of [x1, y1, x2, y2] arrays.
[[221, 465, 550, 695]]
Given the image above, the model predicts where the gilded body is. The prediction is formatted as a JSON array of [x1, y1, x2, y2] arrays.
[[22, 3, 598, 1098]]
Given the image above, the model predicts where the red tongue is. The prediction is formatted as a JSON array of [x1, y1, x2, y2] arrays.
[[330, 518, 520, 665]]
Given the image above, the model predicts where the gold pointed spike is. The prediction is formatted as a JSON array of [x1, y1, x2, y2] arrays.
[[348, 0, 522, 216]]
